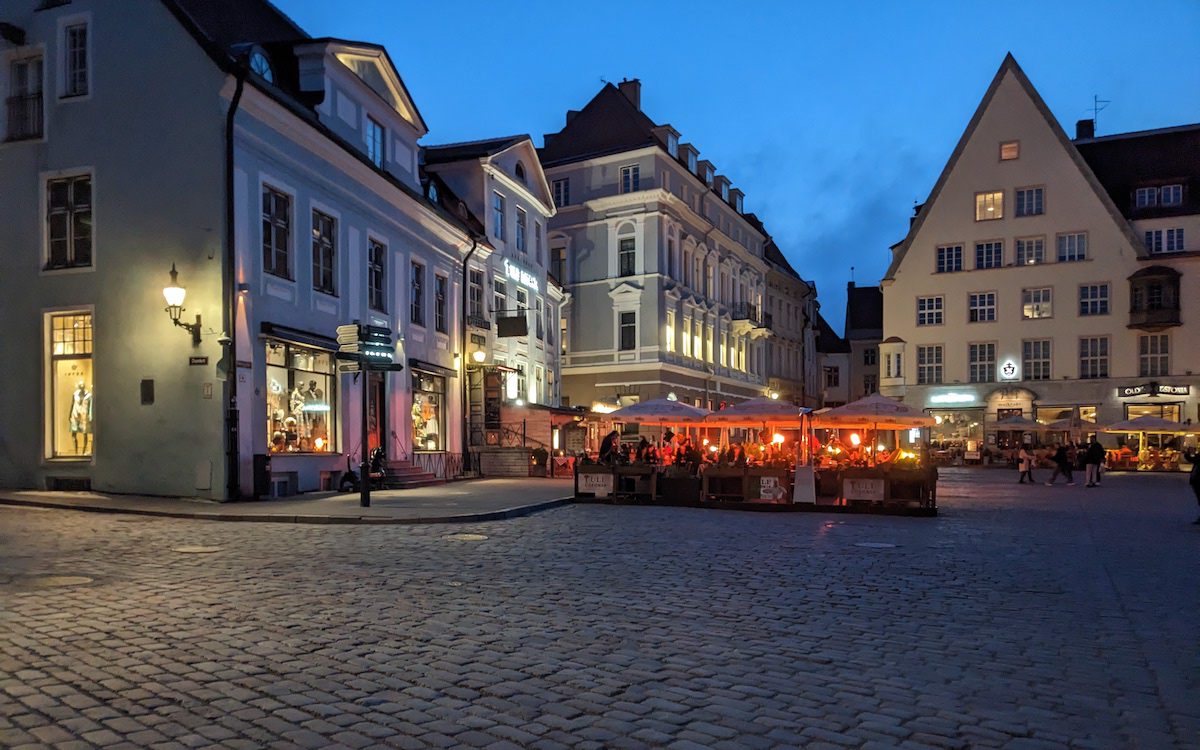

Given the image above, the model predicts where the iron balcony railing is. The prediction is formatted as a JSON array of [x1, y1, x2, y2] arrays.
[[5, 94, 43, 141], [731, 303, 772, 329]]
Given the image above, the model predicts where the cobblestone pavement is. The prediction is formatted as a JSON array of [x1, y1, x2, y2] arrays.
[[2, 468, 1198, 749]]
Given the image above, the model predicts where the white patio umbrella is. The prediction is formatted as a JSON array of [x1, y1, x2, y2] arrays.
[[605, 398, 710, 426], [1047, 416, 1101, 432], [704, 397, 811, 427], [993, 415, 1052, 431], [1100, 415, 1186, 434], [812, 393, 935, 430]]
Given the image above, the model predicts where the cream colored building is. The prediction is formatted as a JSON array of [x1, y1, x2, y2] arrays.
[[881, 54, 1200, 452]]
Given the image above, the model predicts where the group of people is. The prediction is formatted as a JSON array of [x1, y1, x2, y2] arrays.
[[1016, 438, 1110, 487], [592, 430, 792, 473]]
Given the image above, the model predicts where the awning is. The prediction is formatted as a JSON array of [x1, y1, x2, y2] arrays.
[[260, 322, 338, 350], [409, 358, 456, 378]]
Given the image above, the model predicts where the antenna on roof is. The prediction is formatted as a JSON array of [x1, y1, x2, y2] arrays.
[[1089, 94, 1110, 133], [600, 77, 607, 84], [850, 266, 855, 284]]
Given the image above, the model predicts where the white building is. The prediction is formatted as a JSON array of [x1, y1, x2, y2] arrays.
[[881, 54, 1200, 452]]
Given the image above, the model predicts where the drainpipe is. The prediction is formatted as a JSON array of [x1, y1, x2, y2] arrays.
[[223, 66, 246, 500], [460, 237, 480, 471]]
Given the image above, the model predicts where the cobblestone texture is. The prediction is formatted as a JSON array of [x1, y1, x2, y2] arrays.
[[1, 469, 1198, 748]]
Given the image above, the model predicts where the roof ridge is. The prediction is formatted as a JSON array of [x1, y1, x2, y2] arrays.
[[1076, 121, 1200, 143], [424, 134, 530, 150]]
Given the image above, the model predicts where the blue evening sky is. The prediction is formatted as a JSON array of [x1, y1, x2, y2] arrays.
[[275, 0, 1200, 332]]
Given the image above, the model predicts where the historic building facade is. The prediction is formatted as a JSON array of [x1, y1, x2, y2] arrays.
[[540, 79, 780, 411], [0, 0, 481, 497], [881, 55, 1200, 450], [764, 240, 820, 407]]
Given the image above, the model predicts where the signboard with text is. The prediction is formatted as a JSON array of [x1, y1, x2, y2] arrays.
[[578, 471, 613, 498], [843, 477, 885, 502], [1118, 382, 1191, 398]]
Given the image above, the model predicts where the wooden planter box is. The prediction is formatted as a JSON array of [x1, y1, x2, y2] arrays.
[[613, 465, 657, 501], [657, 475, 701, 503], [703, 466, 746, 501]]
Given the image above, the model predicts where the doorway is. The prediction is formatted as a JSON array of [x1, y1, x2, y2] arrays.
[[367, 372, 386, 453]]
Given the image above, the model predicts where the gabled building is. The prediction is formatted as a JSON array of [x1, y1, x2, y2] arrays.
[[815, 311, 851, 407], [881, 54, 1199, 451], [0, 0, 480, 497], [540, 79, 774, 411], [764, 239, 819, 407], [844, 282, 883, 402]]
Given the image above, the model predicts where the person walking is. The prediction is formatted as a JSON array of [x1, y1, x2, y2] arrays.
[[1018, 443, 1036, 484], [1046, 443, 1075, 485], [1084, 437, 1105, 487]]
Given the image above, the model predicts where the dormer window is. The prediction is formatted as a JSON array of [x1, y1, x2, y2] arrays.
[[249, 50, 274, 83], [704, 166, 714, 185], [735, 195, 743, 213], [667, 133, 678, 157], [515, 161, 526, 184], [721, 183, 729, 202], [426, 181, 439, 203], [687, 152, 697, 173]]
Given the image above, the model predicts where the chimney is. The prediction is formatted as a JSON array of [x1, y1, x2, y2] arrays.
[[1075, 119, 1095, 140], [847, 281, 856, 290], [618, 78, 641, 110]]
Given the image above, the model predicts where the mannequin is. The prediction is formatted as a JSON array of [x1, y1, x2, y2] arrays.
[[69, 380, 92, 454]]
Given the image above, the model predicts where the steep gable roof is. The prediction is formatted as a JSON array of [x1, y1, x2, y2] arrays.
[[423, 135, 530, 165], [539, 83, 659, 167], [884, 53, 1145, 280], [815, 312, 850, 354], [845, 285, 883, 338]]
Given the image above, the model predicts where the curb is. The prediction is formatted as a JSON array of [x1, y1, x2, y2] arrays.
[[0, 496, 574, 525]]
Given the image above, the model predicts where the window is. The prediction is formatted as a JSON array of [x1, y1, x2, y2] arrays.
[[552, 178, 569, 208], [863, 348, 877, 366], [265, 340, 336, 454], [434, 275, 448, 333], [492, 192, 506, 240], [620, 165, 640, 193], [863, 374, 877, 394], [1000, 141, 1019, 160], [1139, 334, 1169, 377], [368, 239, 386, 312], [1161, 184, 1183, 206], [682, 315, 692, 357], [968, 292, 996, 323], [535, 223, 543, 265], [687, 151, 697, 173], [1015, 187, 1044, 217], [936, 245, 962, 273], [667, 132, 678, 156], [719, 331, 728, 367], [1079, 284, 1109, 316], [515, 208, 527, 253], [536, 298, 544, 341], [411, 371, 446, 451], [824, 366, 840, 388], [514, 162, 526, 183], [7, 56, 43, 141], [493, 278, 506, 317], [975, 241, 1003, 269], [917, 345, 943, 385], [618, 237, 636, 277], [1147, 228, 1185, 253], [409, 261, 425, 326], [1022, 287, 1052, 319], [1134, 187, 1158, 208], [704, 165, 714, 185], [692, 319, 702, 361], [550, 244, 567, 283], [48, 312, 94, 458], [968, 342, 995, 383], [365, 116, 385, 167], [262, 187, 291, 278], [619, 311, 636, 351], [63, 23, 88, 97], [1015, 237, 1044, 266], [721, 183, 729, 201], [515, 288, 528, 317], [468, 269, 484, 318], [1057, 233, 1086, 262], [917, 296, 944, 326], [706, 325, 714, 363], [310, 210, 336, 294], [975, 191, 1003, 220], [885, 352, 903, 379], [1023, 339, 1051, 381], [665, 311, 675, 353], [1079, 337, 1109, 379], [46, 174, 92, 269]]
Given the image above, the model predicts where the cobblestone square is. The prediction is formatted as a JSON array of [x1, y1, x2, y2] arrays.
[[2, 468, 1198, 749]]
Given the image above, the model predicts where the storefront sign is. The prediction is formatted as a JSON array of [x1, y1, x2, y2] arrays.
[[929, 392, 977, 405], [1118, 382, 1191, 398], [578, 471, 613, 498], [999, 360, 1019, 381], [844, 477, 885, 502], [503, 259, 540, 292], [759, 476, 787, 501], [189, 356, 209, 366]]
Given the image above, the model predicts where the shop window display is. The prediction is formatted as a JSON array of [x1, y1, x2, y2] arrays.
[[412, 371, 446, 451], [266, 340, 336, 453], [49, 312, 93, 457]]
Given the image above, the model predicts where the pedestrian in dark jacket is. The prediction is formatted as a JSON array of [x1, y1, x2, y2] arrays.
[[1190, 455, 1200, 525], [1084, 438, 1106, 487], [1045, 444, 1075, 485]]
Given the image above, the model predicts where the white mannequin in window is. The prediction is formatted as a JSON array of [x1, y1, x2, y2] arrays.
[[69, 380, 92, 454]]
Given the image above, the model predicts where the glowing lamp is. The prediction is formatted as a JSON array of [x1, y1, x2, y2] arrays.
[[472, 350, 486, 363], [314, 437, 325, 450], [849, 433, 861, 446], [702, 438, 710, 446], [708, 445, 718, 453], [770, 391, 779, 400], [771, 433, 785, 445], [162, 263, 201, 345]]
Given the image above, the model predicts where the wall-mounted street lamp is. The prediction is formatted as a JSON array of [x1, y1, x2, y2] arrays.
[[472, 349, 486, 364], [163, 263, 201, 345]]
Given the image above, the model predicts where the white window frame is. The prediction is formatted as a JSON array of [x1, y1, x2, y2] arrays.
[[1139, 334, 1169, 378], [1160, 184, 1183, 207], [1056, 232, 1087, 262], [1022, 339, 1051, 381], [916, 295, 943, 326], [620, 164, 640, 194], [974, 190, 1004, 221], [1014, 186, 1044, 217], [1079, 336, 1109, 379], [365, 115, 385, 167], [42, 167, 95, 273], [552, 178, 569, 208], [492, 191, 506, 241], [57, 13, 92, 101], [1021, 287, 1052, 320], [968, 291, 996, 323], [1078, 283, 1109, 316], [917, 345, 943, 385], [1134, 187, 1158, 208], [968, 342, 995, 383], [935, 245, 963, 273], [975, 240, 1003, 269], [1015, 236, 1044, 266]]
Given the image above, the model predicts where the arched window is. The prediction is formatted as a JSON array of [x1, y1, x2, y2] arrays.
[[514, 162, 526, 183]]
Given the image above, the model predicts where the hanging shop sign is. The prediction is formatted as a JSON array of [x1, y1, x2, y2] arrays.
[[1117, 382, 1191, 398], [999, 359, 1019, 381]]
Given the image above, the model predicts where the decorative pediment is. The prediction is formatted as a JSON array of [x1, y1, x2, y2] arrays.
[[293, 40, 427, 135], [607, 281, 642, 302]]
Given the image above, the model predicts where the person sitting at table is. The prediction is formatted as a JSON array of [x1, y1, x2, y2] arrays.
[[635, 437, 651, 462], [599, 431, 620, 465]]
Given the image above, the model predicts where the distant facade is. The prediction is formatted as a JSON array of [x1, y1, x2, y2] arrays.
[[881, 54, 1200, 450], [540, 79, 778, 411], [844, 282, 883, 402], [0, 0, 480, 497], [764, 240, 820, 407], [815, 312, 851, 407]]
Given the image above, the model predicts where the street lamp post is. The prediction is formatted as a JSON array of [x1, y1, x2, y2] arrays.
[[162, 263, 202, 346]]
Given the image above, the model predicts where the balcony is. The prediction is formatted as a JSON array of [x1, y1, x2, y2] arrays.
[[5, 94, 43, 142], [730, 304, 772, 338], [467, 313, 492, 331], [1127, 306, 1180, 331]]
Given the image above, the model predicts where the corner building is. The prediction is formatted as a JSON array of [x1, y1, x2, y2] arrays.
[[541, 80, 776, 411], [881, 54, 1200, 450]]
